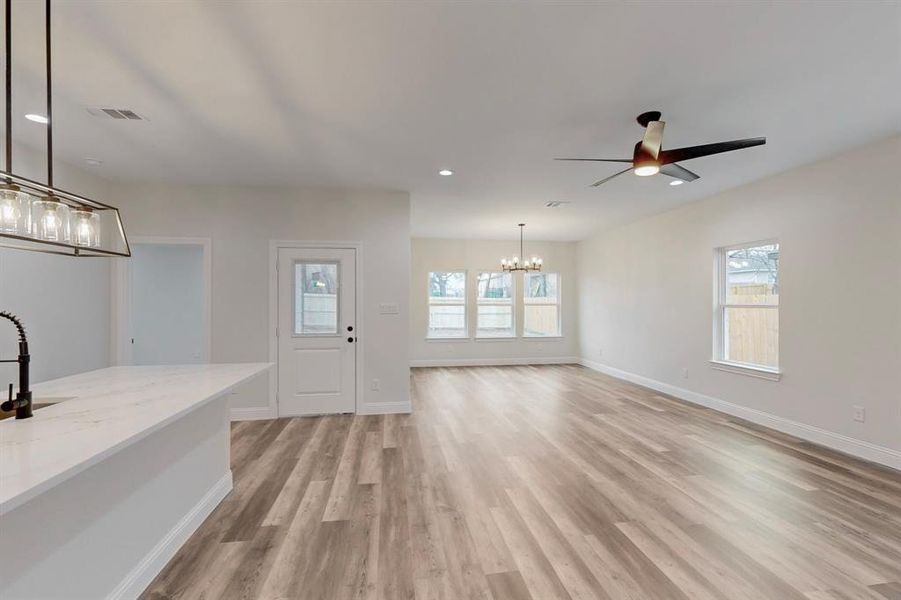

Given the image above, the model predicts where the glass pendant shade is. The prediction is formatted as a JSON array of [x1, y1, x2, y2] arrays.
[[71, 207, 101, 247], [31, 197, 70, 242], [0, 186, 33, 234]]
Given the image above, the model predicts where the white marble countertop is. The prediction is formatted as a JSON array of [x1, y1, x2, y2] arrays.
[[0, 363, 271, 515]]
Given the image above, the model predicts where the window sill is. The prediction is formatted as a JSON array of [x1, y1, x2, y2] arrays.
[[425, 336, 471, 342], [522, 336, 564, 341], [709, 360, 782, 381], [474, 336, 517, 342]]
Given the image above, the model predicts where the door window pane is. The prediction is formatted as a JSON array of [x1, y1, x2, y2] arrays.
[[524, 273, 560, 337], [295, 262, 338, 334], [477, 272, 514, 337]]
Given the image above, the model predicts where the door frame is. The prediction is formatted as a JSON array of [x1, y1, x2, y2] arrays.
[[112, 236, 212, 366], [268, 240, 363, 418]]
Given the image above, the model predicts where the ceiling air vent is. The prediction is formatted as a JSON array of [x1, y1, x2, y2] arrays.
[[86, 106, 148, 121]]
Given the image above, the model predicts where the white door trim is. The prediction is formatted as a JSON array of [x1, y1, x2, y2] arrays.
[[268, 240, 364, 418], [112, 236, 212, 366]]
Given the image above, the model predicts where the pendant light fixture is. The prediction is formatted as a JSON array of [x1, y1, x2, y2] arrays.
[[501, 223, 542, 272], [0, 0, 130, 257]]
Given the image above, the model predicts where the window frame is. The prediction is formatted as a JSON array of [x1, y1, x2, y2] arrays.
[[475, 271, 516, 339], [522, 272, 562, 339], [711, 239, 781, 380], [426, 270, 469, 340]]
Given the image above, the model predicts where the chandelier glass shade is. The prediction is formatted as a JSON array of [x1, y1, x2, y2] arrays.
[[501, 223, 542, 273], [0, 0, 130, 257], [0, 185, 31, 234]]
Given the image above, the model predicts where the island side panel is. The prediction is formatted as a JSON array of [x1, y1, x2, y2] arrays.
[[0, 395, 232, 599]]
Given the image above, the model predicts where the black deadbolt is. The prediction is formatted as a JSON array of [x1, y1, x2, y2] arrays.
[[347, 326, 354, 332]]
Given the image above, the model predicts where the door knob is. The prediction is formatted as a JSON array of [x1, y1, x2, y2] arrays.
[[347, 337, 355, 343]]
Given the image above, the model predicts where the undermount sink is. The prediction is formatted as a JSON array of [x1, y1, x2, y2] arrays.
[[0, 398, 72, 421]]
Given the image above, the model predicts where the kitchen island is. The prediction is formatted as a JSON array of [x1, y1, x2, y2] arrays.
[[0, 363, 271, 599]]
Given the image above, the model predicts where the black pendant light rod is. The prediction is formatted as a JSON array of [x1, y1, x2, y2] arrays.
[[4, 0, 11, 180], [45, 0, 52, 187]]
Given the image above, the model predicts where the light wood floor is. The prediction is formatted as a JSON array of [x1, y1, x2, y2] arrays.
[[142, 365, 901, 600]]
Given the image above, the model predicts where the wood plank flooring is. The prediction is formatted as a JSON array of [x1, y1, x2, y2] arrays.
[[142, 365, 901, 600]]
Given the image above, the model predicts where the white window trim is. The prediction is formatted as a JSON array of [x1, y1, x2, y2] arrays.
[[523, 272, 562, 338], [475, 271, 516, 338], [712, 239, 782, 378], [709, 359, 782, 381], [426, 270, 468, 340]]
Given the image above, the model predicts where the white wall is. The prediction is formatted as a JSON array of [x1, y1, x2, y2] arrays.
[[111, 183, 411, 415], [577, 136, 901, 464], [411, 238, 579, 365], [131, 243, 206, 365], [0, 145, 114, 384]]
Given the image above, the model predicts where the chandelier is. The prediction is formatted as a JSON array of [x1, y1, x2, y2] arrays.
[[0, 0, 130, 257], [501, 223, 542, 272]]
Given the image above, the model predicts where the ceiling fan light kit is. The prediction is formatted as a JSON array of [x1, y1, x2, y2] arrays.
[[0, 0, 130, 257], [556, 110, 766, 188]]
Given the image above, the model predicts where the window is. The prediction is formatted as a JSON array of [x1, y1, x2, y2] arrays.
[[428, 271, 467, 338], [524, 273, 561, 337], [714, 241, 779, 373], [295, 262, 338, 335], [476, 272, 514, 337]]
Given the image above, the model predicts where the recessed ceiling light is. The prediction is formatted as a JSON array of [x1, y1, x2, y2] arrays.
[[84, 158, 103, 167], [25, 113, 49, 124], [669, 180, 684, 186], [438, 169, 454, 176]]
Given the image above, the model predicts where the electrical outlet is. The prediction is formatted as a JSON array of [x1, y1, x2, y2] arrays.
[[853, 405, 865, 423], [371, 379, 380, 391], [682, 367, 689, 379]]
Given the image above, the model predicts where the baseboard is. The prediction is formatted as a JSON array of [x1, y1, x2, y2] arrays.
[[108, 471, 234, 600], [230, 406, 276, 421], [357, 401, 412, 415], [579, 358, 901, 472], [410, 356, 579, 368]]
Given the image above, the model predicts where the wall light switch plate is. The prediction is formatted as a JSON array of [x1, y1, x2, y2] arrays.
[[379, 303, 399, 315], [853, 405, 865, 423], [371, 379, 380, 391]]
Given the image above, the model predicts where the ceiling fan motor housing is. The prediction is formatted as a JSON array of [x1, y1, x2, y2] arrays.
[[632, 141, 657, 169]]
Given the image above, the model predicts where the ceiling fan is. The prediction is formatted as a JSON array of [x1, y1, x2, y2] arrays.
[[556, 111, 766, 187]]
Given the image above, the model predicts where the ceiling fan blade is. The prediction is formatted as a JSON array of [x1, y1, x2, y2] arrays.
[[555, 158, 632, 163], [659, 137, 766, 164], [640, 120, 665, 159], [660, 162, 699, 182], [590, 167, 632, 187]]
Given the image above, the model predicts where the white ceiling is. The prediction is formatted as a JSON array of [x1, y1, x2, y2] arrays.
[[6, 1, 900, 240]]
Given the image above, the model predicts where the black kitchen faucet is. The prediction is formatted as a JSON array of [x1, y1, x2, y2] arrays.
[[0, 311, 32, 419]]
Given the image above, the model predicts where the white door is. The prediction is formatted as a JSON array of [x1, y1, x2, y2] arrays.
[[130, 243, 208, 365], [277, 247, 356, 416]]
